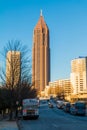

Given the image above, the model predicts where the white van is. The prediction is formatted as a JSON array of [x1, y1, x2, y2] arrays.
[[22, 99, 39, 119]]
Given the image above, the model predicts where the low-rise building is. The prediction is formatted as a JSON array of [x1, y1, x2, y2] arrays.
[[45, 79, 72, 98]]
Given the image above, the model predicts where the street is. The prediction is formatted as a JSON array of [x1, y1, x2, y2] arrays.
[[19, 102, 87, 130]]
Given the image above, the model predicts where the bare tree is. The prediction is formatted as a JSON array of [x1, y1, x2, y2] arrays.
[[0, 40, 37, 120], [56, 86, 65, 100]]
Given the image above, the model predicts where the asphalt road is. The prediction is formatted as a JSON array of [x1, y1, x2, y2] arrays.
[[19, 102, 87, 130]]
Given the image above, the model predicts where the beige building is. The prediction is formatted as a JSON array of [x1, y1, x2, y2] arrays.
[[6, 51, 21, 86], [70, 57, 87, 94], [49, 80, 63, 97], [47, 79, 71, 97], [63, 79, 72, 96], [32, 11, 50, 92]]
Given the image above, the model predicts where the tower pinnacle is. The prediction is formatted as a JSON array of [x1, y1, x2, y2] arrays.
[[40, 9, 42, 16]]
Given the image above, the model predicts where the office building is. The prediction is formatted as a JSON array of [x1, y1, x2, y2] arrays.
[[70, 57, 87, 94], [49, 79, 71, 97], [6, 51, 21, 86], [32, 11, 50, 92]]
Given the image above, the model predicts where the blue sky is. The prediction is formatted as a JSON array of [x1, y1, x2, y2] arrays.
[[0, 0, 87, 81]]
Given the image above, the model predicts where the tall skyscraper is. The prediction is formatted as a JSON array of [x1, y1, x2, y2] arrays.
[[6, 51, 21, 86], [70, 57, 87, 94], [32, 11, 50, 92]]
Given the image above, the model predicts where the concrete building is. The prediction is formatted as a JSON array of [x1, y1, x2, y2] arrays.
[[32, 11, 50, 92], [49, 80, 64, 97], [6, 51, 21, 86], [63, 79, 72, 96], [47, 79, 71, 97], [70, 57, 87, 94]]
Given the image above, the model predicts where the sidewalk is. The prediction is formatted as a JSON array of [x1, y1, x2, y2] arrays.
[[0, 120, 19, 130]]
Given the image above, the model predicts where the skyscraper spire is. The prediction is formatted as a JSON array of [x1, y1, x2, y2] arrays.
[[40, 9, 42, 16]]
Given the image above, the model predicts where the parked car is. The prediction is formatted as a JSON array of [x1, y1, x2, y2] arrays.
[[63, 102, 71, 112], [48, 102, 54, 108], [70, 101, 86, 116], [56, 100, 64, 109], [70, 103, 76, 115], [40, 100, 47, 104]]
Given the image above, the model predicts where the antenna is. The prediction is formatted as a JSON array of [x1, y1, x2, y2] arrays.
[[40, 9, 42, 16]]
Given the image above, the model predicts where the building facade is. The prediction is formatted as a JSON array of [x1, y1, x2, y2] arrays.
[[70, 57, 87, 94], [6, 51, 21, 86], [47, 79, 71, 97], [32, 12, 50, 92]]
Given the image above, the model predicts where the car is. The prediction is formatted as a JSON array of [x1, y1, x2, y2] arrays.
[[48, 102, 54, 108], [56, 100, 64, 109], [70, 103, 76, 115], [63, 102, 71, 112], [48, 102, 51, 105], [41, 100, 47, 104], [75, 101, 86, 115], [70, 101, 86, 116]]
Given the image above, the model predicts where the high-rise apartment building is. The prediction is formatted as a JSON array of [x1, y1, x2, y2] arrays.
[[6, 51, 21, 86], [32, 11, 50, 92], [70, 57, 87, 94]]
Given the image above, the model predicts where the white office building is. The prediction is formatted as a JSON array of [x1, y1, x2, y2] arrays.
[[70, 57, 87, 94]]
